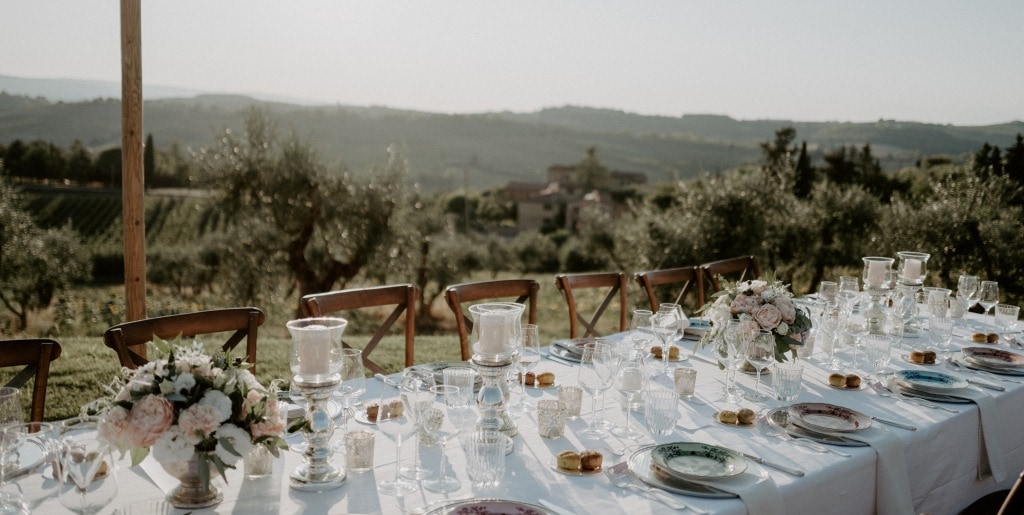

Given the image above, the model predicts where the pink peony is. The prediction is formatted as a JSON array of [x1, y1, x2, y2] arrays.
[[730, 294, 760, 315], [125, 394, 174, 448], [746, 280, 768, 295], [98, 406, 133, 452], [178, 404, 224, 445], [751, 304, 783, 330], [774, 296, 796, 324]]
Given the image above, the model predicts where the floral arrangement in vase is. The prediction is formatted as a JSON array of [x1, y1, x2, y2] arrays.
[[700, 275, 812, 361], [91, 337, 288, 480]]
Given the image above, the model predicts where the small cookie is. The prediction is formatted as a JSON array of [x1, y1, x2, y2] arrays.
[[972, 333, 987, 343], [524, 371, 536, 386], [828, 373, 846, 387], [537, 372, 556, 386], [580, 450, 603, 471], [737, 408, 756, 425], [365, 403, 379, 423], [923, 351, 936, 365], [668, 346, 680, 359], [845, 374, 861, 388], [987, 333, 1000, 344], [718, 410, 738, 424], [557, 450, 581, 471], [909, 351, 926, 364], [650, 346, 663, 358]]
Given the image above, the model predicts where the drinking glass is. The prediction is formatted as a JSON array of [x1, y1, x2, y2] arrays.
[[511, 324, 541, 415], [58, 436, 118, 514], [843, 311, 869, 367], [995, 304, 1020, 334], [643, 389, 677, 436], [662, 302, 691, 359], [630, 309, 655, 345], [423, 385, 461, 493], [443, 368, 475, 407], [838, 276, 860, 310], [0, 388, 21, 426], [611, 359, 647, 439], [465, 429, 505, 489], [819, 306, 844, 370], [399, 367, 435, 481], [576, 341, 617, 439], [861, 334, 893, 379], [818, 281, 839, 306], [376, 385, 418, 496], [1, 422, 60, 513], [651, 307, 679, 372], [957, 275, 980, 310], [744, 331, 775, 402], [978, 281, 999, 319], [714, 320, 746, 403], [771, 362, 803, 402], [930, 317, 955, 360], [333, 348, 366, 438]]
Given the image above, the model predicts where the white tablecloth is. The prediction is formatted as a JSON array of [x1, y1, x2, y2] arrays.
[[37, 314, 1024, 515]]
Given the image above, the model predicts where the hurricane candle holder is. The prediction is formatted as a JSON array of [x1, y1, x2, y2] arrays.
[[862, 256, 895, 335], [287, 317, 348, 492], [468, 303, 522, 446], [894, 251, 930, 338]]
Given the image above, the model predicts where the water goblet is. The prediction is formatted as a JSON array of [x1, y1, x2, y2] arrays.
[[510, 324, 541, 415], [399, 367, 435, 481], [610, 360, 647, 439], [818, 281, 839, 306], [714, 320, 747, 403], [58, 436, 118, 514], [978, 281, 999, 319], [423, 385, 462, 493], [838, 276, 860, 310], [651, 307, 678, 373], [661, 302, 691, 359], [576, 341, 617, 439], [842, 310, 869, 367], [744, 331, 775, 402], [376, 387, 418, 497], [1, 422, 60, 514], [771, 362, 803, 403], [995, 304, 1020, 334], [819, 306, 844, 370], [957, 275, 979, 310]]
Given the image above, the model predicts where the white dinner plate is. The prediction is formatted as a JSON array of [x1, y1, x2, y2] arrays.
[[649, 442, 747, 481], [787, 402, 871, 433], [894, 369, 969, 393], [961, 347, 1024, 369], [626, 446, 737, 499]]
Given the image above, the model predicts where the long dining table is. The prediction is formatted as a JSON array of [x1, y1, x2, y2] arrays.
[[37, 313, 1024, 514]]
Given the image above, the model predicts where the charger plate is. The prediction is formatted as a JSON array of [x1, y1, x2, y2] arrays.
[[626, 445, 736, 499], [787, 402, 871, 433], [961, 347, 1024, 369], [894, 370, 968, 393], [767, 408, 868, 447], [649, 442, 747, 481]]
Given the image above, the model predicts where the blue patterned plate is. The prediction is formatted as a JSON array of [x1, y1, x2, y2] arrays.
[[649, 442, 747, 481], [895, 369, 969, 393]]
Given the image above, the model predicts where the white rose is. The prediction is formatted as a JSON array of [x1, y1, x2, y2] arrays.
[[776, 321, 789, 335]]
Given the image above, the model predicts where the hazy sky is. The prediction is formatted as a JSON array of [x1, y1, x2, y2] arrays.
[[3, 1, 1022, 125]]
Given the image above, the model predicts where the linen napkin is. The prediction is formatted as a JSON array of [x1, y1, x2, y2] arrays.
[[942, 387, 1008, 482], [830, 426, 914, 515], [683, 468, 784, 515]]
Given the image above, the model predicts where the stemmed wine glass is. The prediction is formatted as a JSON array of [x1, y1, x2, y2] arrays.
[[58, 436, 118, 514], [819, 306, 844, 370], [510, 324, 541, 416], [336, 348, 366, 424], [842, 306, 869, 367], [744, 331, 775, 402], [422, 385, 462, 493], [610, 355, 648, 440], [576, 341, 617, 439], [651, 307, 678, 373], [979, 281, 1000, 321], [1, 422, 60, 514], [818, 281, 839, 306], [377, 378, 418, 497], [957, 275, 979, 309], [714, 320, 746, 403], [399, 367, 435, 481]]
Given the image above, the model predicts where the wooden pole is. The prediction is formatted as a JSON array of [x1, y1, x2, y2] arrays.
[[120, 0, 146, 324]]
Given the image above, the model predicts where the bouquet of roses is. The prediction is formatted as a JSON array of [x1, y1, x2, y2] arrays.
[[91, 337, 288, 480], [700, 275, 812, 361]]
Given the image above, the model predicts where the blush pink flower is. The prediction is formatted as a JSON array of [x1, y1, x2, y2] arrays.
[[250, 400, 285, 439], [98, 405, 133, 452], [773, 296, 796, 324], [178, 404, 223, 445], [751, 304, 783, 330], [125, 394, 174, 448], [730, 294, 760, 315]]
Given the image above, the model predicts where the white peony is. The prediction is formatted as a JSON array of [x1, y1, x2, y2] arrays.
[[199, 390, 233, 422], [152, 426, 195, 463], [173, 372, 196, 394], [213, 424, 252, 466]]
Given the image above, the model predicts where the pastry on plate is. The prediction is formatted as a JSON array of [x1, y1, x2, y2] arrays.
[[580, 450, 603, 471], [557, 450, 581, 471]]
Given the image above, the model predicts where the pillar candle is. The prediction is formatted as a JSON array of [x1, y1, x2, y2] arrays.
[[866, 260, 885, 287], [297, 326, 331, 376], [477, 312, 507, 355], [902, 258, 922, 281]]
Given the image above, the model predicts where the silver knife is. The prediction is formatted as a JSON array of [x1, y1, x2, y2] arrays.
[[870, 416, 917, 431], [374, 373, 399, 388], [740, 452, 804, 476], [967, 378, 1005, 391]]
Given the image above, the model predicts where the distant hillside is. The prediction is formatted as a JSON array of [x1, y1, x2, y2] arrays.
[[2, 77, 1022, 191]]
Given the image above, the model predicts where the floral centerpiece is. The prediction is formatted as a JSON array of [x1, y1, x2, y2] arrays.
[[90, 337, 287, 506], [700, 276, 812, 361]]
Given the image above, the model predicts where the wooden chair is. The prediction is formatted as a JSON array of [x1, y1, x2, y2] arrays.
[[103, 307, 265, 374], [701, 255, 761, 294], [0, 338, 62, 423], [300, 284, 419, 375], [634, 266, 705, 313], [444, 279, 540, 360], [554, 272, 628, 339]]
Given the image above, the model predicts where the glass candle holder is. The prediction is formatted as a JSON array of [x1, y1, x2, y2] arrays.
[[896, 251, 930, 285]]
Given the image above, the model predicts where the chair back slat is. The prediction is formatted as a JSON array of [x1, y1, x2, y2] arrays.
[[444, 279, 540, 360], [635, 266, 705, 313], [0, 338, 62, 422], [700, 255, 761, 294], [554, 272, 628, 339], [300, 284, 418, 375]]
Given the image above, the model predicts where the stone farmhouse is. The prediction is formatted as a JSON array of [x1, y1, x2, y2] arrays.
[[507, 165, 647, 233]]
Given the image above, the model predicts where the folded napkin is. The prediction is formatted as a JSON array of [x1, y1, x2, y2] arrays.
[[830, 426, 914, 515], [552, 339, 588, 358], [684, 469, 784, 515], [942, 387, 1008, 482]]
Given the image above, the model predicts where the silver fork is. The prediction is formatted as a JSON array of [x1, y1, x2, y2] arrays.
[[605, 462, 695, 512]]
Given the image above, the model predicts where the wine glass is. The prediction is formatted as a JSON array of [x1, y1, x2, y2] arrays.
[[610, 358, 647, 440], [838, 276, 860, 311], [336, 348, 366, 423], [576, 341, 617, 439], [422, 385, 461, 493], [818, 281, 839, 306], [957, 275, 979, 310], [843, 308, 869, 368], [376, 383, 418, 497], [744, 331, 774, 402], [511, 324, 541, 415], [58, 436, 118, 514], [628, 309, 655, 365], [651, 307, 678, 373], [1, 422, 60, 513], [978, 281, 999, 320], [399, 367, 435, 481], [714, 320, 746, 403], [819, 305, 844, 370]]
